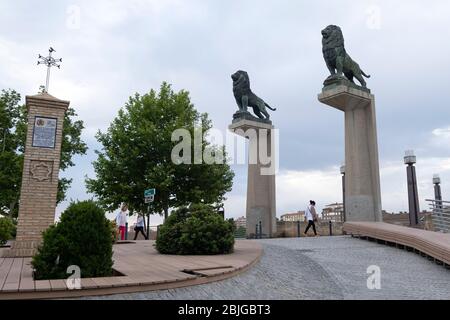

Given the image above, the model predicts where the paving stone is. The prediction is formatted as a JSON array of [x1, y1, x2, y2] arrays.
[[77, 236, 450, 300]]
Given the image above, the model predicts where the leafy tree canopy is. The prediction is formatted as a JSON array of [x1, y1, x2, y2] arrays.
[[86, 82, 234, 219]]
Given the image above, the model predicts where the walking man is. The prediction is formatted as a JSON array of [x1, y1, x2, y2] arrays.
[[304, 200, 319, 237]]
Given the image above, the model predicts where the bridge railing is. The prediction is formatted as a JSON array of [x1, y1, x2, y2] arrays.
[[426, 199, 450, 233]]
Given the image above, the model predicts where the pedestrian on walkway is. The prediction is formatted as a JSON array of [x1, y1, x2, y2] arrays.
[[116, 204, 128, 241], [304, 200, 319, 237], [134, 214, 148, 240]]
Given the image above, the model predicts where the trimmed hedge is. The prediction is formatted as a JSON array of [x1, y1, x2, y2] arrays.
[[32, 200, 113, 280], [156, 204, 235, 255]]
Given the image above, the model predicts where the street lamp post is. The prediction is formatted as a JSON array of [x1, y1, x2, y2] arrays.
[[433, 174, 442, 203], [433, 174, 442, 215], [340, 164, 346, 222], [404, 150, 420, 226]]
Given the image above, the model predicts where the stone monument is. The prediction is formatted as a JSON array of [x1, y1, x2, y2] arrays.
[[7, 93, 69, 257], [228, 71, 277, 238], [7, 48, 68, 257], [318, 26, 382, 222]]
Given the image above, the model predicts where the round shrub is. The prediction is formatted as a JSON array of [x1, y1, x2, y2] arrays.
[[156, 204, 235, 255], [0, 217, 15, 245], [32, 200, 113, 280]]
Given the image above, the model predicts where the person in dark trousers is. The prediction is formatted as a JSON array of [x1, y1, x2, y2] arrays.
[[133, 214, 148, 240], [304, 200, 319, 237]]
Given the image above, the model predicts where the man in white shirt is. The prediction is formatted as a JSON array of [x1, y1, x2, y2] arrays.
[[304, 200, 319, 237], [116, 204, 128, 241]]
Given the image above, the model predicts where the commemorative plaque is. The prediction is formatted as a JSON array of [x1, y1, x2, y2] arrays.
[[32, 116, 57, 148]]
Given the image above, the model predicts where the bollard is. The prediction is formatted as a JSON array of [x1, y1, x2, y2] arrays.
[[297, 220, 301, 237], [329, 221, 333, 236], [125, 222, 128, 240]]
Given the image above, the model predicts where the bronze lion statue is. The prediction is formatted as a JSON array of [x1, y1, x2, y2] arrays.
[[322, 25, 371, 88], [232, 70, 276, 120]]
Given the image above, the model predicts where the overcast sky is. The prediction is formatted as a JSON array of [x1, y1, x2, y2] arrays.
[[1, 0, 450, 224]]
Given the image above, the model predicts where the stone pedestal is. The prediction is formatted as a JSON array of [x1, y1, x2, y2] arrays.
[[229, 118, 277, 238], [318, 84, 382, 222], [7, 92, 69, 257]]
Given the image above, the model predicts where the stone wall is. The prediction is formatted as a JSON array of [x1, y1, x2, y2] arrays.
[[274, 221, 344, 238]]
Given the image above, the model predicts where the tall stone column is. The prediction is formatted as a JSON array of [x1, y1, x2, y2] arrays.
[[229, 118, 277, 238], [8, 92, 68, 257], [318, 83, 382, 222]]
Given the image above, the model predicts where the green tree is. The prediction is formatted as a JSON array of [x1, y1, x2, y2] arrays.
[[86, 82, 234, 219], [0, 217, 16, 245], [0, 89, 87, 217]]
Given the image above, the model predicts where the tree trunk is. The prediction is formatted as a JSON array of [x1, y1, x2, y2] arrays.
[[164, 205, 169, 221], [9, 200, 17, 218], [147, 214, 150, 240]]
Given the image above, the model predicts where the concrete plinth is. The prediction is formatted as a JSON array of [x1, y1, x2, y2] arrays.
[[6, 93, 68, 257], [318, 84, 382, 222], [229, 118, 277, 238]]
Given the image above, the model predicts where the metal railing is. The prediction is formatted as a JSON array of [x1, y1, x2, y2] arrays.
[[426, 199, 450, 233]]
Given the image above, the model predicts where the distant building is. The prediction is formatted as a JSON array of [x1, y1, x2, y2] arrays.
[[382, 211, 430, 227], [281, 211, 305, 222], [234, 216, 246, 228], [321, 203, 344, 222]]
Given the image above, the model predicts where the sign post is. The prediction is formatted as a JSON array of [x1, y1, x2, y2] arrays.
[[144, 189, 156, 240]]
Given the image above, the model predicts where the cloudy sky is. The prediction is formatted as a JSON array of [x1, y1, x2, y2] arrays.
[[1, 0, 450, 224]]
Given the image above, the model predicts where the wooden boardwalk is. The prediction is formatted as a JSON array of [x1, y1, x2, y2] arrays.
[[344, 222, 450, 266], [0, 240, 262, 299]]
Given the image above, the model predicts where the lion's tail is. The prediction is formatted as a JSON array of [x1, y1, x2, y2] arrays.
[[362, 70, 371, 78], [265, 102, 277, 111]]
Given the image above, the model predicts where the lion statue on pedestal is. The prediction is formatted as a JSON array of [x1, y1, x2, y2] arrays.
[[322, 25, 371, 88], [231, 70, 276, 120]]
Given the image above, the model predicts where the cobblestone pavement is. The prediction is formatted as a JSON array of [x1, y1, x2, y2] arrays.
[[80, 236, 450, 300]]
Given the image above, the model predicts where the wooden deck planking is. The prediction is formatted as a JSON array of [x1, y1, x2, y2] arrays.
[[91, 277, 120, 288], [0, 258, 14, 291], [0, 240, 262, 299], [195, 267, 235, 277], [344, 222, 450, 265], [19, 258, 35, 292], [49, 279, 68, 291], [35, 280, 51, 292], [80, 278, 99, 289], [1, 258, 23, 292]]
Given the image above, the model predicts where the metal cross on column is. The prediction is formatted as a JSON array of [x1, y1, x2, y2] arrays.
[[37, 47, 62, 93]]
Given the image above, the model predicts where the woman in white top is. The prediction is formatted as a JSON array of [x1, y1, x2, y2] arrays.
[[116, 204, 128, 240], [133, 214, 148, 240], [304, 200, 319, 236]]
